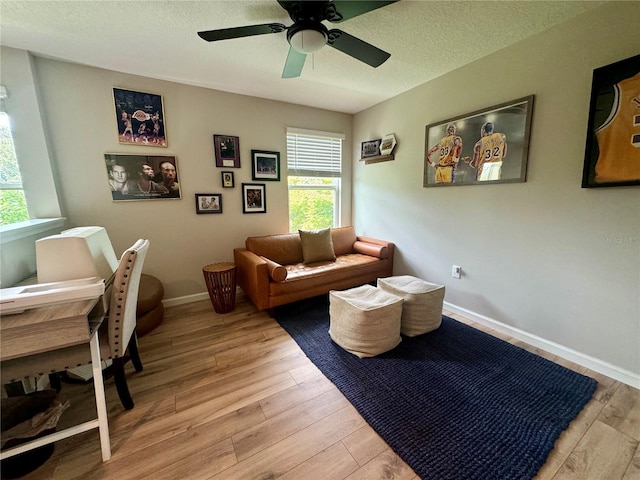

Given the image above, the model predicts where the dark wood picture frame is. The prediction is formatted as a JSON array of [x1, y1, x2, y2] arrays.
[[242, 183, 266, 214], [424, 96, 534, 187], [213, 134, 240, 168], [582, 54, 640, 188], [221, 171, 234, 188], [195, 193, 222, 214], [251, 150, 280, 181]]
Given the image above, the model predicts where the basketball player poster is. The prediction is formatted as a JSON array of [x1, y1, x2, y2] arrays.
[[113, 88, 168, 147], [582, 54, 640, 188], [423, 96, 534, 187]]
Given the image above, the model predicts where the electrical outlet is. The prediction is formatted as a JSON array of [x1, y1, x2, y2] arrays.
[[452, 265, 461, 279]]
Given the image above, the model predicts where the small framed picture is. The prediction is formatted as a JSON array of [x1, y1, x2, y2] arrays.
[[195, 193, 222, 214], [242, 183, 266, 214], [380, 133, 397, 155], [251, 150, 280, 181], [361, 139, 382, 158], [221, 171, 234, 188], [213, 134, 240, 168]]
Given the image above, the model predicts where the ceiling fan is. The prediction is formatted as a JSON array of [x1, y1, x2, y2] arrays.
[[198, 1, 398, 78]]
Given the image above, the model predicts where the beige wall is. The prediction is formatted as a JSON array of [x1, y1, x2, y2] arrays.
[[353, 3, 640, 377], [23, 57, 352, 298]]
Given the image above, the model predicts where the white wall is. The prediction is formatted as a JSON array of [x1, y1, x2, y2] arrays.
[[353, 3, 640, 380], [18, 56, 352, 299]]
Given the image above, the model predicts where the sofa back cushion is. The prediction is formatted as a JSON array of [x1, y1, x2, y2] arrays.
[[331, 226, 358, 256], [246, 233, 303, 265]]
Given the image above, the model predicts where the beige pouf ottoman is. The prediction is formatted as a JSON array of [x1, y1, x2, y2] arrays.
[[377, 275, 445, 336], [329, 284, 404, 358]]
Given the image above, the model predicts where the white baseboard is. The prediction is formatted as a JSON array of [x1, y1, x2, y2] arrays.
[[162, 292, 209, 307], [444, 301, 640, 389]]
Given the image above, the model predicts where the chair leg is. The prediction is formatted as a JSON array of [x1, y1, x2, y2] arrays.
[[113, 357, 134, 410], [128, 334, 143, 372], [48, 372, 62, 392]]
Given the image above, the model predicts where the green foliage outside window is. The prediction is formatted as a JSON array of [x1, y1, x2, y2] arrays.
[[0, 190, 29, 226], [0, 114, 29, 225], [288, 177, 336, 231]]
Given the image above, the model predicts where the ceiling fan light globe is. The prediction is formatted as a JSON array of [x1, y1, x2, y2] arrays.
[[289, 28, 327, 54]]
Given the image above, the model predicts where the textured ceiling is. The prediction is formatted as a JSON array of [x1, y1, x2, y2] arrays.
[[0, 1, 603, 114]]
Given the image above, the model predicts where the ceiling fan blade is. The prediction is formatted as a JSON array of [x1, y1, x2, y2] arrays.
[[282, 47, 307, 78], [330, 1, 398, 22], [327, 29, 390, 67], [198, 23, 286, 42]]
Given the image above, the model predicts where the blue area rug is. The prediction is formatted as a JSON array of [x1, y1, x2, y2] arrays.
[[274, 295, 597, 480]]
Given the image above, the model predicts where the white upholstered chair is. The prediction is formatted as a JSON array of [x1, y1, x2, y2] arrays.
[[1, 239, 150, 410]]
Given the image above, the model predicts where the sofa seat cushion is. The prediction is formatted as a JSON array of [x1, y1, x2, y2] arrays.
[[270, 253, 382, 296]]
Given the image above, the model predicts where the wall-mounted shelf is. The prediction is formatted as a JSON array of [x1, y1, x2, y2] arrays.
[[359, 154, 394, 165]]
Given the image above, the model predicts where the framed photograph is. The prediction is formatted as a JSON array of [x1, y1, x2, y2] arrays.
[[221, 171, 235, 188], [242, 183, 266, 214], [424, 96, 534, 187], [361, 139, 382, 158], [380, 133, 397, 155], [213, 134, 240, 168], [582, 54, 640, 188], [195, 193, 222, 214], [251, 150, 280, 181], [113, 88, 167, 147], [104, 153, 181, 201]]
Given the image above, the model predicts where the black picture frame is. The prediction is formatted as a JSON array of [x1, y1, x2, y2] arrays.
[[242, 183, 266, 214], [195, 193, 222, 214], [581, 54, 640, 188], [221, 171, 234, 188], [213, 134, 240, 168], [361, 139, 382, 158], [251, 150, 280, 181], [424, 96, 534, 187]]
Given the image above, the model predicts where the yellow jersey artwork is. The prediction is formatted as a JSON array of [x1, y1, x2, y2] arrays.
[[594, 72, 640, 183]]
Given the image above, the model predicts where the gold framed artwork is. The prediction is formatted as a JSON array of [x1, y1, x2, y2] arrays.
[[104, 154, 181, 201]]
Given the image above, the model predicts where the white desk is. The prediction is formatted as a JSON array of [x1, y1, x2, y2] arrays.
[[0, 298, 111, 462]]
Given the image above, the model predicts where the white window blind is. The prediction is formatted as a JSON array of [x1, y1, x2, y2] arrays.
[[287, 128, 344, 177]]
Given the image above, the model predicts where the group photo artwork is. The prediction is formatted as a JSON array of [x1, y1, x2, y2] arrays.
[[105, 154, 181, 201], [113, 88, 167, 147], [424, 96, 534, 187]]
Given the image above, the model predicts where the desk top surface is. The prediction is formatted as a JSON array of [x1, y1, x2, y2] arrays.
[[1, 298, 102, 362]]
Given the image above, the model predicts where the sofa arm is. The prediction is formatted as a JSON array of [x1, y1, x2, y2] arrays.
[[234, 248, 270, 310], [354, 236, 395, 260], [260, 256, 288, 282]]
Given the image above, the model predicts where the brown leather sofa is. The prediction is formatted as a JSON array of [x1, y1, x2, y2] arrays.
[[234, 226, 394, 311]]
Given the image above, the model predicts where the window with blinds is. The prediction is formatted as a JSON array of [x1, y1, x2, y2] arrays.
[[286, 128, 344, 232]]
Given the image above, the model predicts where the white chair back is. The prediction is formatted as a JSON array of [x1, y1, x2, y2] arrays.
[[108, 239, 149, 358]]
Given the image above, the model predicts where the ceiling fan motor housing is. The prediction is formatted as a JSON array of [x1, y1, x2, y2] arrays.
[[287, 22, 329, 54]]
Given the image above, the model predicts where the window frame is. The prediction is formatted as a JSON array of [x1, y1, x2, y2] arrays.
[[286, 128, 345, 231]]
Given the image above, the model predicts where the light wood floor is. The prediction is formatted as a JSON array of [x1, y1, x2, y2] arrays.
[[6, 292, 640, 480]]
